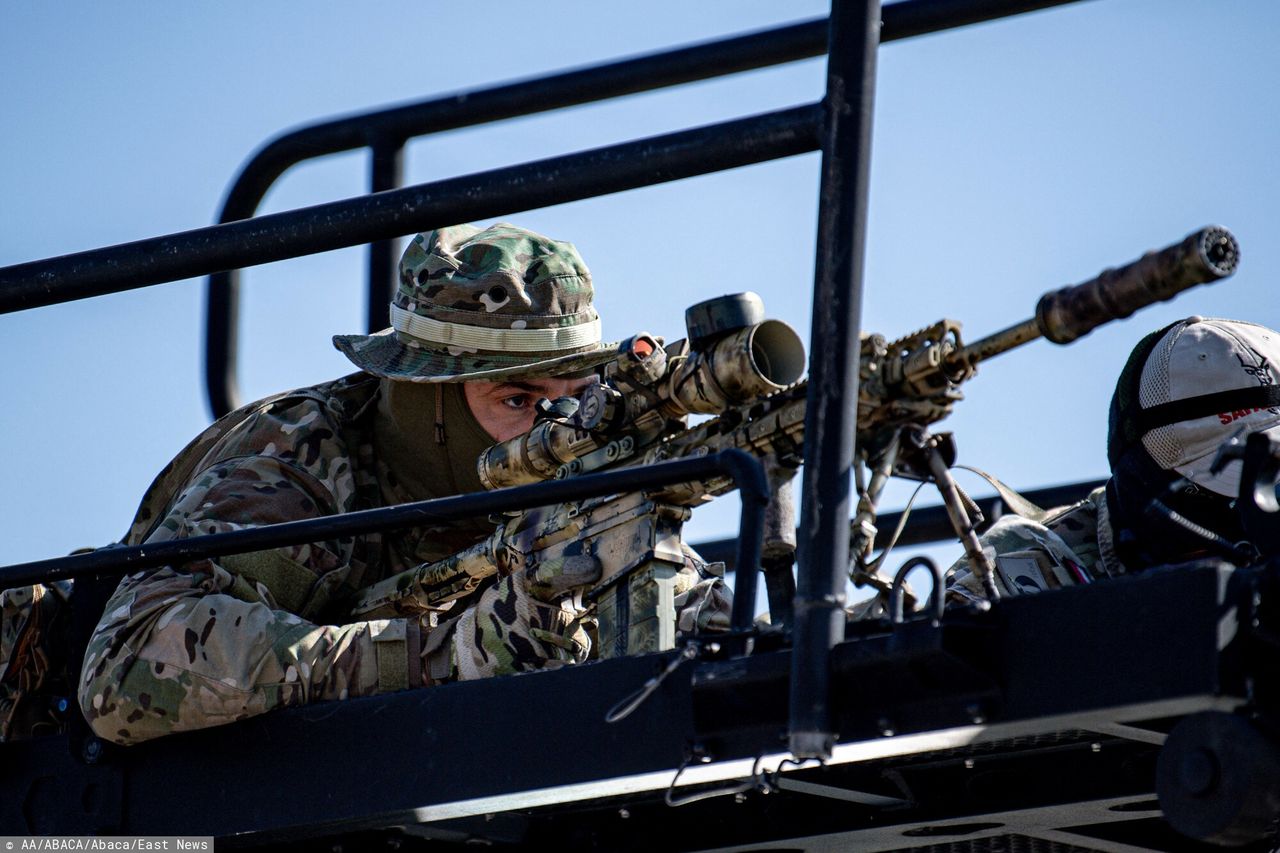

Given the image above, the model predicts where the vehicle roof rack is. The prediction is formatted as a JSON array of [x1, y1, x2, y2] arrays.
[[7, 3, 1259, 850]]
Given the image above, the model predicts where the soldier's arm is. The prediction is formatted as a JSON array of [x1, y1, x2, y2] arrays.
[[945, 512, 1092, 605], [78, 456, 430, 745]]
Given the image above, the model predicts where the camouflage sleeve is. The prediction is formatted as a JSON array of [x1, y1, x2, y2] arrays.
[[2, 581, 74, 741], [945, 513, 1092, 605], [78, 456, 427, 745]]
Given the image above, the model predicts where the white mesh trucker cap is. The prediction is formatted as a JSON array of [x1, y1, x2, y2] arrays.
[[1138, 317, 1280, 497]]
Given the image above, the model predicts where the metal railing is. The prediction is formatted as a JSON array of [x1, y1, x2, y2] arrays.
[[0, 452, 771, 637], [0, 0, 1085, 420], [695, 477, 1108, 571], [0, 0, 1092, 762]]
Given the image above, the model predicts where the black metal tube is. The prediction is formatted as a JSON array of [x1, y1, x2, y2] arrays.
[[197, 2, 1080, 417], [199, 19, 829, 416], [884, 0, 1090, 39], [196, 0, 1080, 225], [205, 271, 240, 419], [0, 106, 819, 318], [789, 0, 882, 761], [0, 3, 1087, 410], [194, 0, 1080, 416], [0, 451, 766, 592], [890, 555, 944, 624], [720, 451, 770, 636], [366, 137, 405, 333]]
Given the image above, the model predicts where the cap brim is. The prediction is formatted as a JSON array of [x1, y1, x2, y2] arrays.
[[1173, 421, 1280, 498], [334, 328, 619, 383]]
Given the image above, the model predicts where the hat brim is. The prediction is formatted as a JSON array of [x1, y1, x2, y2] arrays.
[[1173, 421, 1280, 498], [334, 328, 619, 383]]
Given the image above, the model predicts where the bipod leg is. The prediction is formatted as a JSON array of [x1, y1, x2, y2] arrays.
[[903, 425, 1001, 602]]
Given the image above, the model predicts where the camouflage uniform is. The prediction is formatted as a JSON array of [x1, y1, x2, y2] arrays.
[[1, 580, 74, 740], [75, 223, 730, 745], [79, 374, 437, 744], [947, 486, 1125, 604], [949, 317, 1280, 604]]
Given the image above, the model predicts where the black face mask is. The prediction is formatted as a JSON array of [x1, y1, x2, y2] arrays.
[[1108, 452, 1247, 570]]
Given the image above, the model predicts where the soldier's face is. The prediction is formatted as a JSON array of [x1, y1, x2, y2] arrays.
[[463, 376, 597, 442]]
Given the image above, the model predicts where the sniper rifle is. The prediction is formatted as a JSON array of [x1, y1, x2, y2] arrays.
[[351, 226, 1240, 654]]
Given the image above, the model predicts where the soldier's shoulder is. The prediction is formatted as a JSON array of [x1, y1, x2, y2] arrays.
[[213, 373, 378, 462], [122, 374, 378, 545], [1042, 486, 1105, 537], [979, 512, 1059, 549]]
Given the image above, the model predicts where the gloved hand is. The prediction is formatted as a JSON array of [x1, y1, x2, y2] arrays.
[[450, 553, 601, 681]]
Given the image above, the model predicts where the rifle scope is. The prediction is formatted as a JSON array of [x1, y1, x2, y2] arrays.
[[477, 315, 805, 490], [662, 319, 806, 416]]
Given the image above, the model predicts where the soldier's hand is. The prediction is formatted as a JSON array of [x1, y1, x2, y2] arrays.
[[451, 554, 601, 680]]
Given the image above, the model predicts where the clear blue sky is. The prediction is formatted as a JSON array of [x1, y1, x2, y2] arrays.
[[2, 0, 1277, 575]]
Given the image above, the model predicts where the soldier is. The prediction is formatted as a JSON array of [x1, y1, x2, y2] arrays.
[[76, 222, 729, 745], [949, 316, 1280, 603]]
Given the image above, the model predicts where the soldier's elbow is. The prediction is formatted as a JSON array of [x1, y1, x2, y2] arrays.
[[77, 669, 129, 745], [77, 641, 174, 745]]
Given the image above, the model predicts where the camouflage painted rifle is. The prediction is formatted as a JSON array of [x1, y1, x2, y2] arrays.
[[352, 226, 1239, 652]]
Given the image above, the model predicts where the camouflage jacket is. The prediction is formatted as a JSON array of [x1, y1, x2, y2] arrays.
[[78, 373, 455, 744], [76, 373, 725, 745], [947, 486, 1126, 604], [1, 580, 74, 741]]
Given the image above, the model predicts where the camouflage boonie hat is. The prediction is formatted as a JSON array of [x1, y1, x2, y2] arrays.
[[335, 223, 617, 382]]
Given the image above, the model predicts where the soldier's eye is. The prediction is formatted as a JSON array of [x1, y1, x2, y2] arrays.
[[501, 395, 531, 411]]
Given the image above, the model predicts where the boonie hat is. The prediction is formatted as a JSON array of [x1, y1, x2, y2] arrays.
[[1132, 317, 1280, 496], [335, 223, 617, 383]]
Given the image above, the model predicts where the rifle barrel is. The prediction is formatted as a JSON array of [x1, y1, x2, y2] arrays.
[[952, 226, 1239, 369], [952, 317, 1042, 366]]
